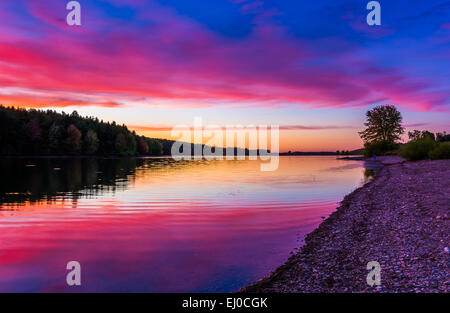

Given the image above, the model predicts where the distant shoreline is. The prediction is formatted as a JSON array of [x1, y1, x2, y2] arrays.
[[0, 155, 172, 159], [0, 152, 371, 160], [242, 159, 449, 292], [0, 154, 351, 159]]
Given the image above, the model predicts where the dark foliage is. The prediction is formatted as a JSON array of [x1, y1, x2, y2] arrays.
[[401, 138, 438, 161], [428, 142, 450, 160], [408, 129, 436, 141], [0, 106, 166, 156], [401, 129, 450, 161], [363, 140, 398, 157], [436, 132, 450, 143], [359, 105, 405, 144]]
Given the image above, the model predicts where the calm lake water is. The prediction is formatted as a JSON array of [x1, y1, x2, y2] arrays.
[[0, 156, 370, 292]]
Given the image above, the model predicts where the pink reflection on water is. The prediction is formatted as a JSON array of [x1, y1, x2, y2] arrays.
[[0, 157, 365, 292], [0, 199, 336, 292]]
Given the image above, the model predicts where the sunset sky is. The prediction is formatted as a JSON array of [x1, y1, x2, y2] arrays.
[[0, 0, 448, 151]]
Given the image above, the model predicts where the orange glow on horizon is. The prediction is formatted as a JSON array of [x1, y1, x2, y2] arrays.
[[130, 128, 363, 152]]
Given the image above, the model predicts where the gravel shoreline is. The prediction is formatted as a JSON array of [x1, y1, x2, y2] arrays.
[[242, 160, 449, 292]]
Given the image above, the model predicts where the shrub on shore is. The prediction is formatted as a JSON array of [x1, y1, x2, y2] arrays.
[[363, 140, 398, 157], [429, 142, 450, 160], [401, 138, 438, 161]]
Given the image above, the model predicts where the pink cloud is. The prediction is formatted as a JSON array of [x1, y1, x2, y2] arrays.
[[0, 1, 447, 113]]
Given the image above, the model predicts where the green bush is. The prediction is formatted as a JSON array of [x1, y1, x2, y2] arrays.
[[363, 141, 398, 157], [401, 138, 437, 161], [429, 142, 450, 160]]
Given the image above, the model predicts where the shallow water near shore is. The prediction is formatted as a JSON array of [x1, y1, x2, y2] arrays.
[[0, 156, 368, 292]]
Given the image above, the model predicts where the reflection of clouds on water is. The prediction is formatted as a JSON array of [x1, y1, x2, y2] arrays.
[[0, 156, 367, 292], [0, 157, 368, 208]]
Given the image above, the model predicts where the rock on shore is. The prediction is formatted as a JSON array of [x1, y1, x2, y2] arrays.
[[242, 160, 449, 293]]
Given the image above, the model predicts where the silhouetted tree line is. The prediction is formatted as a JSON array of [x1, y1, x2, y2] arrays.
[[0, 106, 172, 156], [407, 129, 450, 142]]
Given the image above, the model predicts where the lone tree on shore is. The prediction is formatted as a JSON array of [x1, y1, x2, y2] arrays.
[[359, 105, 404, 156]]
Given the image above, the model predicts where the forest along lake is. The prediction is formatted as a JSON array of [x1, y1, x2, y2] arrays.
[[0, 156, 372, 292]]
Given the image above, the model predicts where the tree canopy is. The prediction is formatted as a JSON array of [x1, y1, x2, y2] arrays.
[[0, 105, 172, 156], [359, 105, 404, 144]]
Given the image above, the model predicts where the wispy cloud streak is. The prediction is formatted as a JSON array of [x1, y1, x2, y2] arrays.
[[0, 0, 448, 112]]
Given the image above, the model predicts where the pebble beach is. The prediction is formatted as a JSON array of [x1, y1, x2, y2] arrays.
[[242, 159, 449, 292]]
